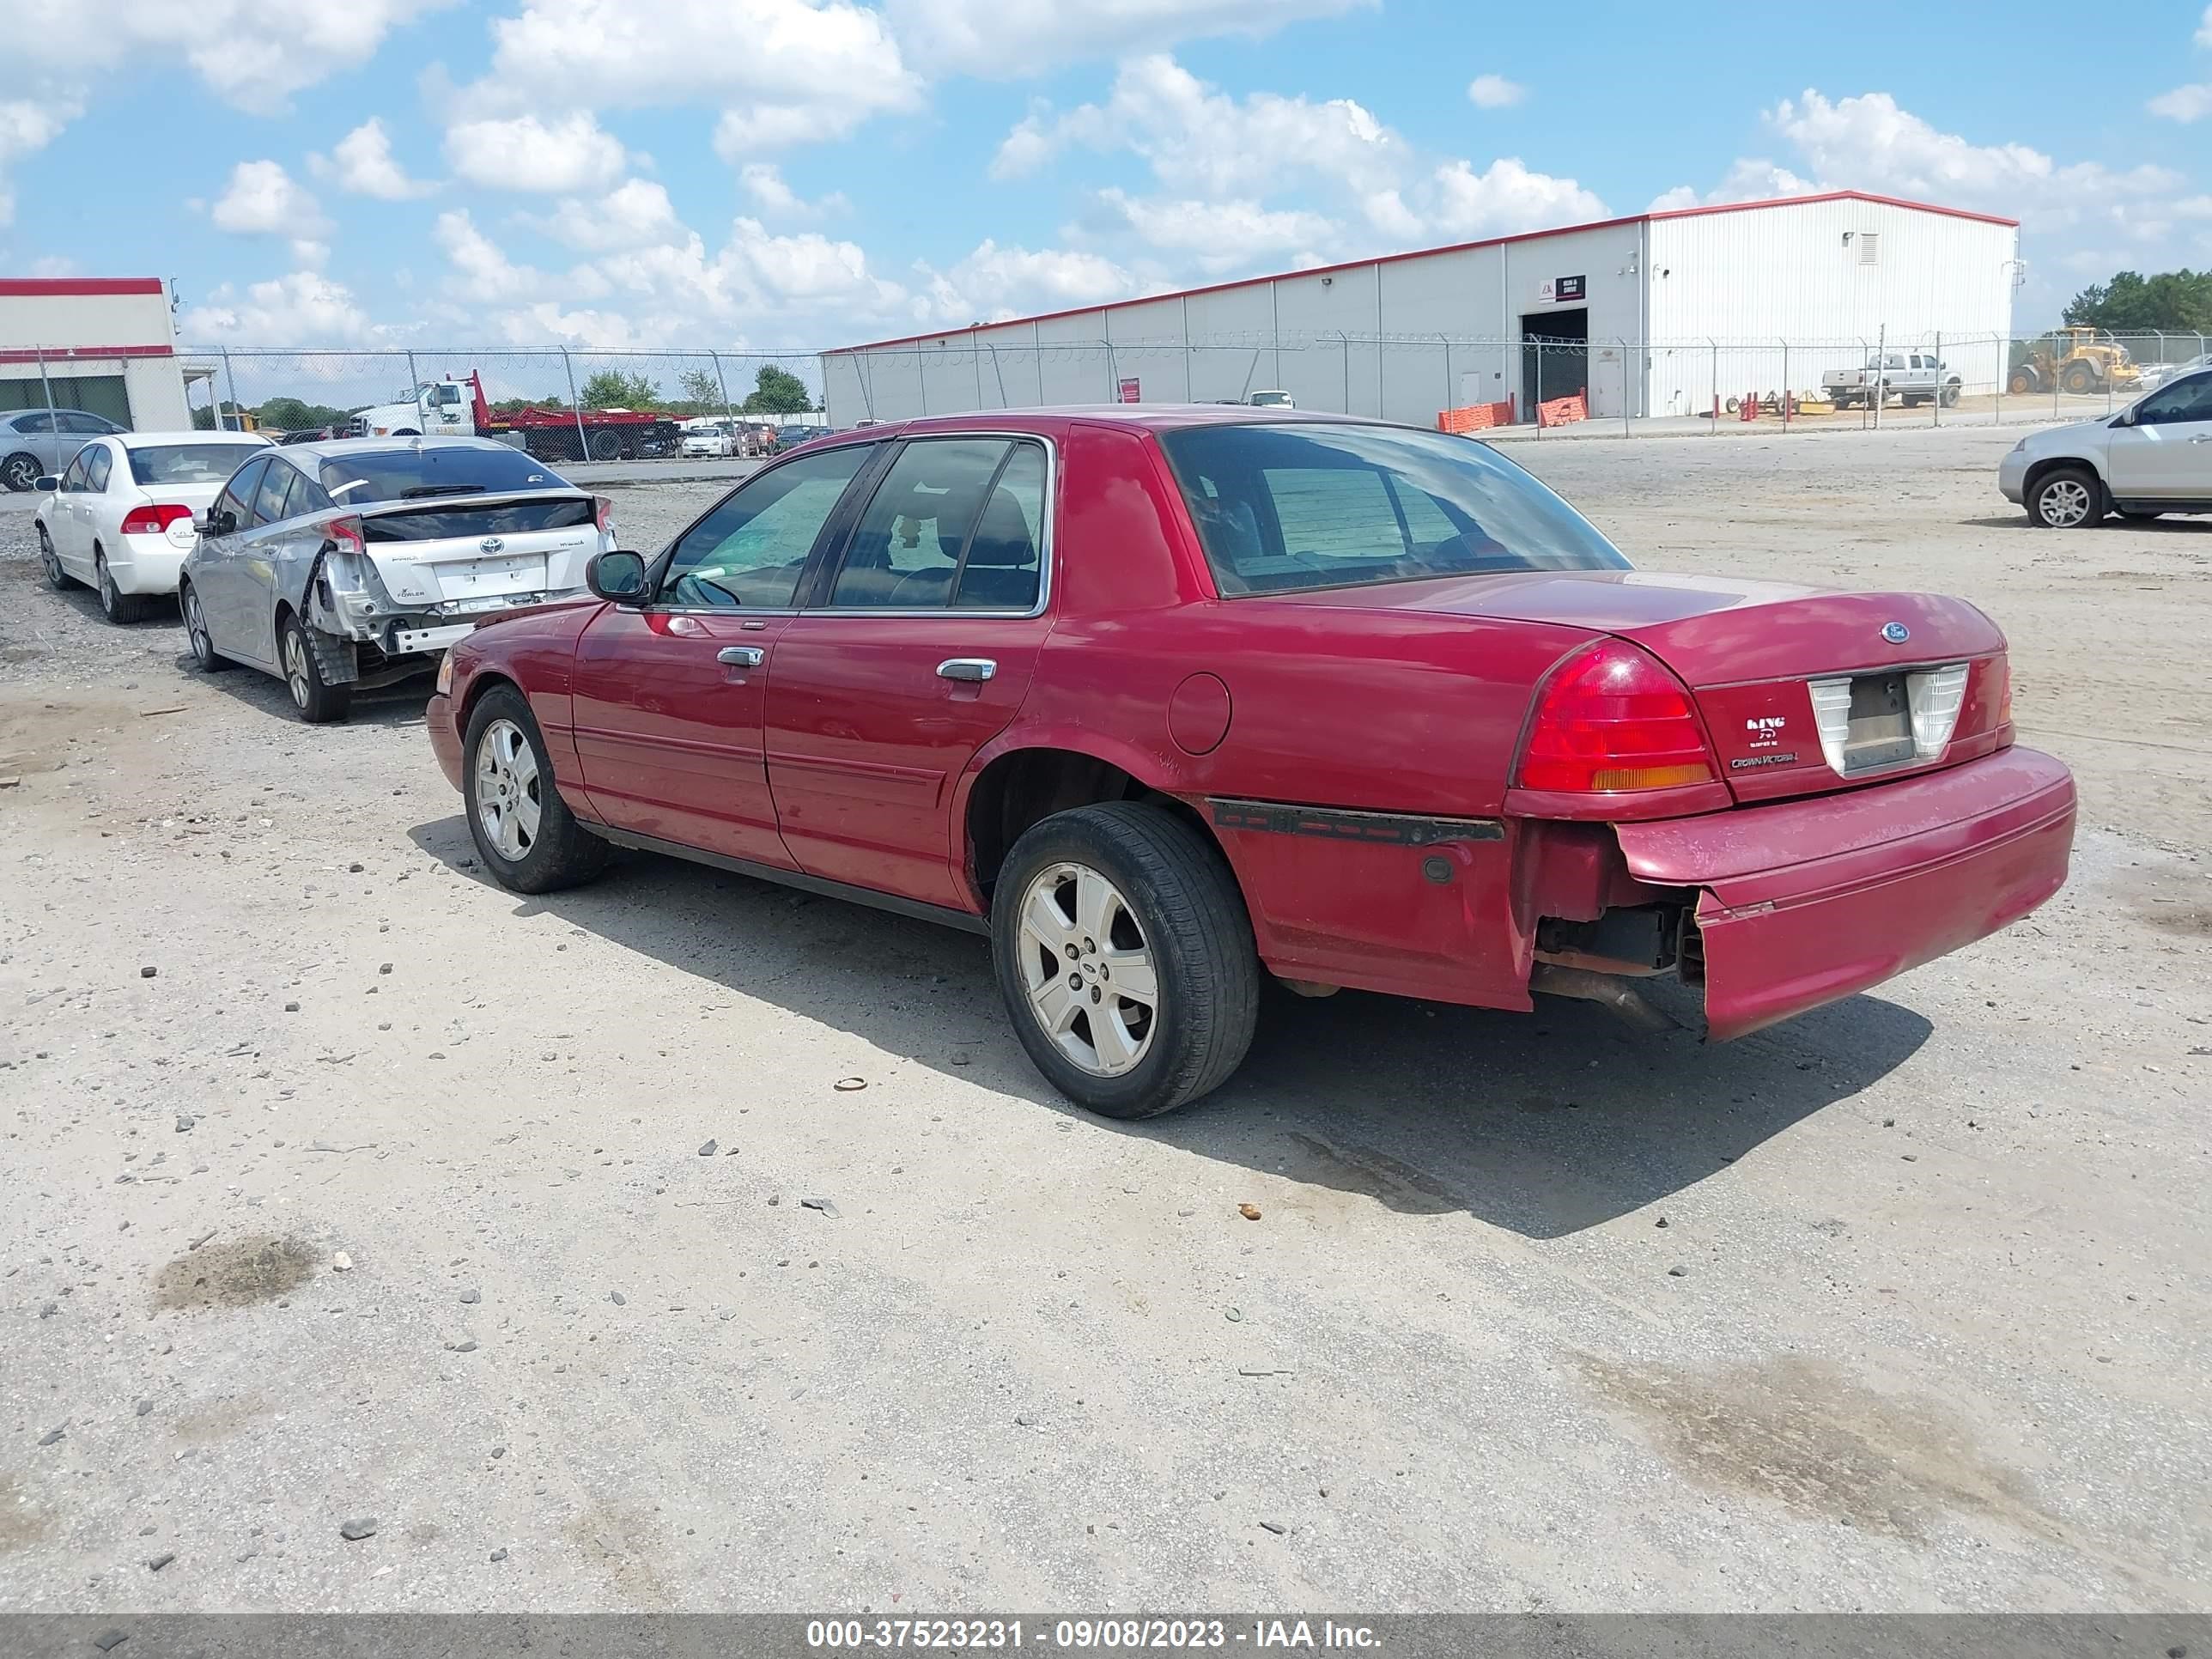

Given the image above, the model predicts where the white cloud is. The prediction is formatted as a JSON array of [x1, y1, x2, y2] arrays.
[[915, 240, 1137, 325], [524, 179, 685, 252], [1765, 90, 2179, 231], [2149, 83, 2212, 122], [1466, 74, 1525, 110], [738, 162, 848, 218], [2200, 1, 2212, 46], [210, 161, 331, 238], [312, 118, 434, 198], [434, 210, 547, 301], [886, 0, 1372, 78], [1425, 158, 1606, 238], [993, 54, 1403, 201], [184, 270, 375, 345], [1098, 187, 1336, 271], [1649, 157, 1815, 211], [0, 97, 77, 228], [471, 0, 919, 151], [444, 112, 627, 193], [18, 0, 449, 116]]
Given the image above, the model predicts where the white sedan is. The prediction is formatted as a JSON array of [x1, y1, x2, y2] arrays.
[[36, 431, 271, 622]]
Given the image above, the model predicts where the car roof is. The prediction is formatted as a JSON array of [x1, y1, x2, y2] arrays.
[[276, 434, 526, 462], [808, 404, 1379, 450], [112, 430, 268, 448]]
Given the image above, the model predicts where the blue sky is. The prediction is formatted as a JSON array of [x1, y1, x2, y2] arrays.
[[3, 0, 2209, 350]]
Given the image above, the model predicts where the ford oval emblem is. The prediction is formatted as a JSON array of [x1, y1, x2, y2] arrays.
[[1881, 621, 1910, 645], [480, 536, 505, 554]]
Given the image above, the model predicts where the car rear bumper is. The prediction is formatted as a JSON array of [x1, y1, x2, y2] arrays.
[[114, 536, 189, 594], [1613, 745, 2075, 1040], [428, 693, 464, 792]]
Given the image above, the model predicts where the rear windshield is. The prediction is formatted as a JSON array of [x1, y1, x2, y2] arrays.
[[1159, 423, 1629, 595], [319, 446, 573, 506], [129, 444, 264, 487], [363, 498, 596, 543]]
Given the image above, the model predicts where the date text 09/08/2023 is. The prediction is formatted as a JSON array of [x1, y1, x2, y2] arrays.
[[805, 1619, 1382, 1650]]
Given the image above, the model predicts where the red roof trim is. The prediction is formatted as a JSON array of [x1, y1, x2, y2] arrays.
[[826, 190, 2020, 355], [0, 276, 166, 298], [0, 344, 177, 366]]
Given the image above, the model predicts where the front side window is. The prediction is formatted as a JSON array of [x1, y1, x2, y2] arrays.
[[2133, 372, 2212, 426], [827, 438, 1046, 610], [58, 451, 88, 491], [211, 458, 267, 536], [83, 445, 112, 492], [658, 443, 874, 609], [1161, 422, 1629, 597]]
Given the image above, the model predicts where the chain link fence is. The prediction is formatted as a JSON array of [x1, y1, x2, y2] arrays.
[[823, 326, 2212, 436], [168, 346, 827, 460], [5, 329, 2193, 457]]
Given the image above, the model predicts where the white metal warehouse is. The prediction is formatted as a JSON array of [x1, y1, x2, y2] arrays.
[[820, 191, 2020, 428], [0, 277, 191, 429]]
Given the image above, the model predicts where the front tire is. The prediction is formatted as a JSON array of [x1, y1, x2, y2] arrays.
[[278, 613, 352, 723], [2028, 465, 2104, 530], [37, 524, 75, 589], [2059, 362, 2097, 397], [463, 686, 608, 893], [180, 581, 233, 671], [94, 550, 156, 623], [2, 453, 38, 493], [991, 802, 1258, 1119]]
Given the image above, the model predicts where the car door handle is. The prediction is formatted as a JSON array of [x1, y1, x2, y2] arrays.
[[937, 658, 996, 682], [2191, 434, 2212, 443], [716, 646, 766, 667]]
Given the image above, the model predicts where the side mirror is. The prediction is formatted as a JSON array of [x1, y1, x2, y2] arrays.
[[587, 550, 648, 602], [200, 511, 230, 538], [34, 476, 58, 491]]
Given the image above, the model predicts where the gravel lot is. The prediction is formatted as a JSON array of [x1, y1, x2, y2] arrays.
[[1, 423, 2206, 1613]]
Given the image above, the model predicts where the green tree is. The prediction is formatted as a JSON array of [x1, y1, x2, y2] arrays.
[[490, 393, 566, 415], [678, 366, 724, 410], [740, 364, 814, 415], [256, 395, 349, 432], [579, 368, 662, 410], [2063, 269, 2212, 333]]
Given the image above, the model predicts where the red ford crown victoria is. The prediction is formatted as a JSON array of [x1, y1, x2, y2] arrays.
[[428, 409, 2075, 1118]]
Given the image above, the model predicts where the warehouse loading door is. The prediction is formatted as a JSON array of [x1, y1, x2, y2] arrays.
[[1520, 308, 1588, 412]]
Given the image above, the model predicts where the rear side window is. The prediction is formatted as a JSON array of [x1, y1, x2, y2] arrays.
[[131, 444, 269, 487], [319, 445, 572, 505], [828, 438, 1045, 610], [1160, 422, 1628, 596]]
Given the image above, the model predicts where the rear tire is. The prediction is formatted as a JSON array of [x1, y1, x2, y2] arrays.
[[94, 550, 156, 624], [2059, 362, 2097, 396], [991, 802, 1258, 1119], [463, 685, 608, 893], [588, 430, 623, 461], [37, 524, 76, 589], [2028, 465, 2104, 530], [278, 612, 352, 723], [180, 581, 233, 671]]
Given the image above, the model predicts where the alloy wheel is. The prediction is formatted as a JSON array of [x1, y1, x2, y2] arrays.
[[283, 629, 313, 709], [2039, 478, 2092, 527], [97, 557, 118, 617], [474, 718, 544, 862], [184, 588, 212, 664], [39, 528, 63, 586], [2, 456, 34, 493], [1015, 860, 1159, 1077]]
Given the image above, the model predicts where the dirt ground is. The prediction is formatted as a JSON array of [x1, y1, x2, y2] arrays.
[[1, 422, 2206, 1613]]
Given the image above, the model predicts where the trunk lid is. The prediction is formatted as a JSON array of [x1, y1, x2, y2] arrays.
[[356, 492, 600, 607], [1276, 570, 2011, 804]]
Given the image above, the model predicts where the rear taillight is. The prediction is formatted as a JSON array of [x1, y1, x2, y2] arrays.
[[1517, 641, 1718, 793], [326, 515, 367, 556], [1990, 653, 2013, 730], [594, 494, 614, 533], [120, 503, 194, 536]]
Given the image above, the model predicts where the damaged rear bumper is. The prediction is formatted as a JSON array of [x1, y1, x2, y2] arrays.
[[1612, 746, 2076, 1040]]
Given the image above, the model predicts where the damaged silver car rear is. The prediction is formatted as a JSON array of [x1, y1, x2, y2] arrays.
[[179, 436, 616, 723]]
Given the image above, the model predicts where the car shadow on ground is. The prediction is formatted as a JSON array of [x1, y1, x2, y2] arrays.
[[1958, 514, 2210, 532], [407, 815, 1932, 1239], [188, 653, 438, 730]]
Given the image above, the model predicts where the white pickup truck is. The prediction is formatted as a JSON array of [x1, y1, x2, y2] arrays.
[[1821, 351, 1963, 410]]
